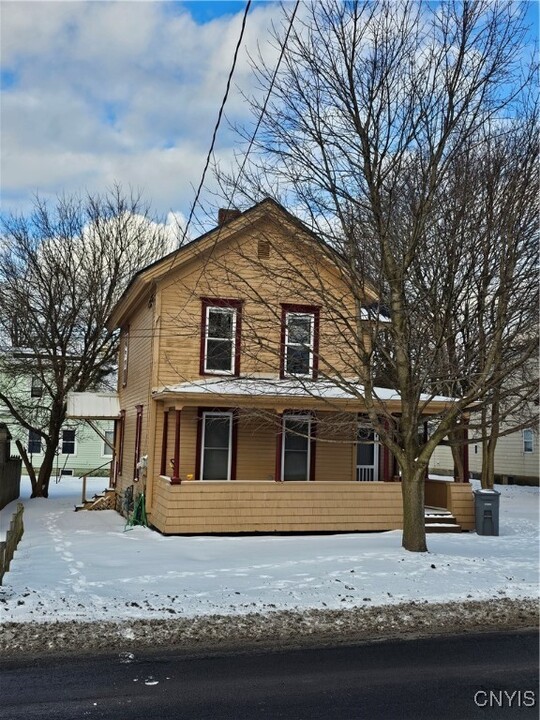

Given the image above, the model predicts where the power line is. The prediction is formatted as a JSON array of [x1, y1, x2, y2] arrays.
[[174, 0, 252, 255], [162, 0, 300, 318]]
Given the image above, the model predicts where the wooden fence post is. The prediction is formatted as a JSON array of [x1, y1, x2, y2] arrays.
[[0, 503, 24, 585]]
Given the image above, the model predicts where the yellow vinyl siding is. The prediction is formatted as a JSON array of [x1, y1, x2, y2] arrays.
[[236, 413, 277, 481], [116, 297, 154, 496], [155, 220, 363, 388]]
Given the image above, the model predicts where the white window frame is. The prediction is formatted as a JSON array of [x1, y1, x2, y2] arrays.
[[284, 312, 315, 378], [282, 414, 312, 481], [523, 428, 534, 454], [30, 376, 43, 398], [200, 411, 233, 481], [61, 428, 77, 456], [204, 306, 237, 375], [102, 429, 115, 458]]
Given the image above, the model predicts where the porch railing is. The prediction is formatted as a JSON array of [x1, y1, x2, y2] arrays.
[[357, 466, 375, 481]]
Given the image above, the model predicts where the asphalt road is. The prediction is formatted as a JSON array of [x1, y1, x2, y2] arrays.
[[0, 629, 538, 720]]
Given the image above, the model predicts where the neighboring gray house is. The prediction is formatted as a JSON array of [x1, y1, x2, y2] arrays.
[[431, 426, 539, 485]]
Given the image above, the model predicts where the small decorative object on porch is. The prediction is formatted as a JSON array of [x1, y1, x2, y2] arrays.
[[186, 474, 194, 481]]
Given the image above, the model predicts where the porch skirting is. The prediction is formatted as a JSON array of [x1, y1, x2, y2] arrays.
[[150, 478, 404, 534]]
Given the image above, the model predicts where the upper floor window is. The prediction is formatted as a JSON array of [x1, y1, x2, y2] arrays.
[[281, 304, 319, 379], [31, 376, 43, 398], [200, 298, 242, 376], [28, 429, 42, 454], [102, 429, 115, 457], [523, 428, 534, 454]]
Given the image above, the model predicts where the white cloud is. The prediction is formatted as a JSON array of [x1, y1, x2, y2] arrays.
[[0, 1, 284, 223]]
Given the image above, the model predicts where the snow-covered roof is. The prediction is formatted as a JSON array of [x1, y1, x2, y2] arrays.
[[153, 378, 454, 406], [66, 392, 120, 419]]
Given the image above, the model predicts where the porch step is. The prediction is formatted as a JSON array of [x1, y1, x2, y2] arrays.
[[424, 506, 462, 532], [425, 522, 462, 533], [75, 489, 116, 511]]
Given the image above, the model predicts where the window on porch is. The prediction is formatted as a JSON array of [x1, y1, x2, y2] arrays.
[[282, 415, 312, 481], [201, 411, 233, 480]]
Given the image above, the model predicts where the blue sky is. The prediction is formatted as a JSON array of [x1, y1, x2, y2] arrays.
[[1, 1, 538, 234], [0, 0, 286, 232]]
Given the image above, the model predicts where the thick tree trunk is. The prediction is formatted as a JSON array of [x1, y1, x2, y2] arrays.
[[34, 443, 58, 498], [401, 465, 428, 552], [481, 439, 496, 489], [15, 439, 38, 496], [481, 399, 499, 489], [449, 430, 465, 481]]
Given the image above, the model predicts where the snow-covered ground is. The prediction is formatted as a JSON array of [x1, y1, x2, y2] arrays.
[[0, 476, 538, 624]]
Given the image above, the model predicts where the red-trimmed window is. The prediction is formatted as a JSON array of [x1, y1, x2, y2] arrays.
[[281, 413, 315, 481], [200, 298, 242, 376], [281, 304, 320, 379], [133, 405, 143, 479]]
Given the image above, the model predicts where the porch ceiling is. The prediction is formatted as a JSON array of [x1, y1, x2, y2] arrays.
[[152, 378, 455, 414]]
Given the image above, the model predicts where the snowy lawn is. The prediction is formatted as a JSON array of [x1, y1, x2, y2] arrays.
[[0, 476, 538, 624]]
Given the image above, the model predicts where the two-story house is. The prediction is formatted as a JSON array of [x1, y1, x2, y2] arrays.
[[69, 199, 473, 534], [0, 354, 114, 482]]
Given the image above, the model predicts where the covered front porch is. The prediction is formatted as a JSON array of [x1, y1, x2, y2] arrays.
[[146, 378, 472, 535]]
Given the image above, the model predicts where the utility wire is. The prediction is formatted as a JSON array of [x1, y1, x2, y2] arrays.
[[174, 0, 252, 254], [146, 0, 301, 388], [162, 0, 300, 298]]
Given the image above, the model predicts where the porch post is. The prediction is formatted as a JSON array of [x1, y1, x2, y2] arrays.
[[160, 407, 169, 476], [274, 411, 283, 482], [171, 409, 182, 485], [461, 417, 470, 483]]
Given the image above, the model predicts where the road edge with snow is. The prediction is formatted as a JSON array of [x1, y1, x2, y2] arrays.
[[0, 597, 537, 660]]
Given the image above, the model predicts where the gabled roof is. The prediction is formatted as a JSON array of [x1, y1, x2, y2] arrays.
[[107, 197, 377, 329]]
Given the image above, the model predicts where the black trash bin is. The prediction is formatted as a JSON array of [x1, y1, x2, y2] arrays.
[[473, 489, 500, 536]]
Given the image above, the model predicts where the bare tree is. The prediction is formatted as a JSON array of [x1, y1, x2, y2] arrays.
[[214, 0, 537, 550], [0, 186, 170, 498], [425, 111, 539, 488]]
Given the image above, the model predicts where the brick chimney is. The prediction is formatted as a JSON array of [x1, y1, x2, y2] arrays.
[[218, 208, 242, 225]]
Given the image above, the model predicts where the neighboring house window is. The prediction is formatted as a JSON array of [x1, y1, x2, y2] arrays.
[[201, 411, 233, 480], [28, 429, 42, 454], [31, 376, 43, 398], [102, 429, 114, 457], [523, 429, 534, 454], [282, 414, 312, 481], [200, 298, 242, 375], [61, 469, 73, 477], [61, 429, 76, 455], [121, 326, 130, 387], [281, 304, 319, 379]]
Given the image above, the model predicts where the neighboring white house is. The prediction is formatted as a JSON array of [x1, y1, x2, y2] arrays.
[[431, 426, 539, 485], [21, 420, 114, 479]]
